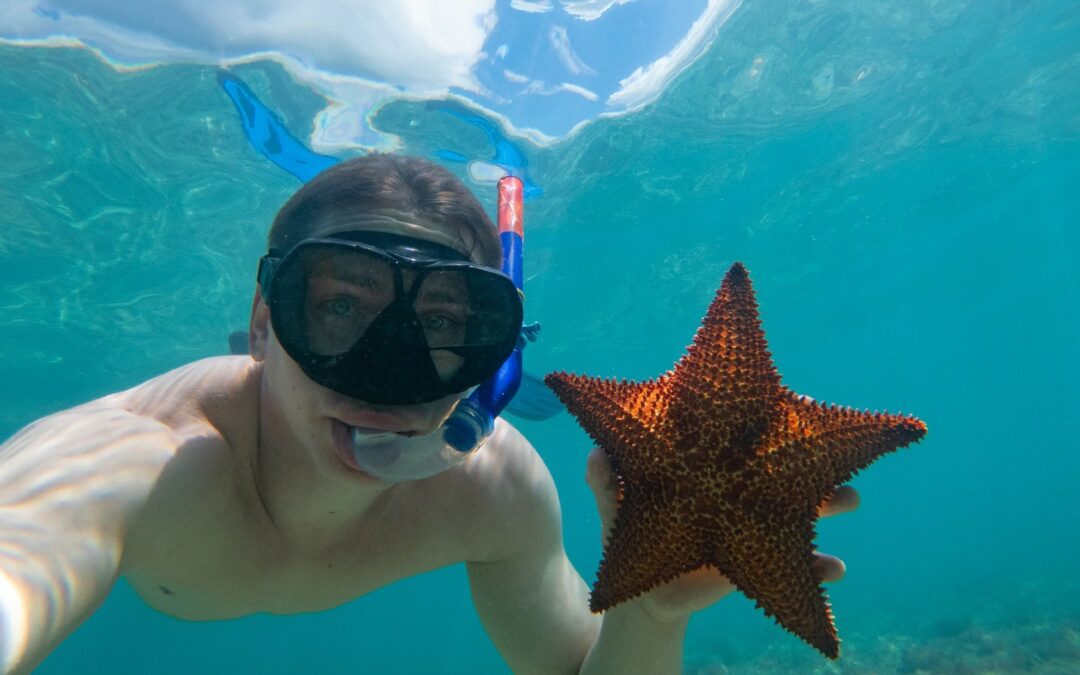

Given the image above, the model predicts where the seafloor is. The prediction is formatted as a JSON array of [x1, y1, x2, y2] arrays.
[[685, 577, 1080, 674]]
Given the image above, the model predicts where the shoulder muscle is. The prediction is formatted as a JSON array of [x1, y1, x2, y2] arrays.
[[462, 418, 564, 563]]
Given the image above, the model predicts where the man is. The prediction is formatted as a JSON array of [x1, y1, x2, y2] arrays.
[[0, 154, 856, 674]]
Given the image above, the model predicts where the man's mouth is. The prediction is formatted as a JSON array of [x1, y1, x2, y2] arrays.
[[331, 419, 364, 471], [352, 425, 418, 438], [332, 408, 423, 435], [332, 418, 418, 474], [331, 418, 424, 470]]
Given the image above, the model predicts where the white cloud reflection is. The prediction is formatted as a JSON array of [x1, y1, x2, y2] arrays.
[[608, 0, 741, 110], [5, 0, 497, 91], [547, 25, 596, 76], [0, 0, 743, 144], [560, 0, 635, 21], [511, 0, 554, 13]]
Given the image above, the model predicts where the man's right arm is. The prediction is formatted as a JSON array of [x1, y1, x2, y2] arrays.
[[0, 404, 176, 674]]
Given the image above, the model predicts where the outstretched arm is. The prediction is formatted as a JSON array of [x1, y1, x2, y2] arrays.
[[0, 406, 176, 673]]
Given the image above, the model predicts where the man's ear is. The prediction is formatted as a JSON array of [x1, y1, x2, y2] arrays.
[[249, 288, 270, 361]]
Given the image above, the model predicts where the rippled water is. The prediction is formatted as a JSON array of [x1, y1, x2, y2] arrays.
[[1, 1, 1078, 672]]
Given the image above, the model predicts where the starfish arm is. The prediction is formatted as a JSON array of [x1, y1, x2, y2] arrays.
[[670, 263, 784, 456], [544, 373, 670, 463], [766, 393, 929, 510], [590, 495, 706, 613], [720, 510, 840, 659]]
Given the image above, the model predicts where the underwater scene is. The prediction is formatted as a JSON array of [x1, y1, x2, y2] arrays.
[[1, 0, 1078, 672]]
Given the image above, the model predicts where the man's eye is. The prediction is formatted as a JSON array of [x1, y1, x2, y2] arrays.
[[425, 315, 457, 331], [326, 298, 354, 317]]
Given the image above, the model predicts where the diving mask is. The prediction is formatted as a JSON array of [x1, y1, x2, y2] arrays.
[[258, 230, 523, 406]]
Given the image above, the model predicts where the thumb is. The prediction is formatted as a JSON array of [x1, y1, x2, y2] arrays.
[[585, 447, 619, 542]]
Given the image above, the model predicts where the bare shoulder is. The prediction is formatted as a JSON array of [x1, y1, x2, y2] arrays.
[[107, 357, 263, 556], [0, 397, 180, 542], [0, 356, 257, 536], [118, 356, 260, 433], [478, 419, 558, 506], [448, 418, 563, 563]]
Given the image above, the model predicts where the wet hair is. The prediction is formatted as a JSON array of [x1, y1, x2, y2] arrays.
[[267, 154, 500, 268]]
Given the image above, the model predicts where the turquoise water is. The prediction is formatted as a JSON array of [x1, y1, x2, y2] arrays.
[[1, 1, 1079, 673]]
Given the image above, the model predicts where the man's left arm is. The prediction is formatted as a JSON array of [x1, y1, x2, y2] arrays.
[[467, 534, 694, 675], [464, 427, 597, 674], [464, 425, 695, 675]]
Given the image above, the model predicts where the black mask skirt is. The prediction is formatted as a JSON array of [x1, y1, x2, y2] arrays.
[[258, 231, 523, 405]]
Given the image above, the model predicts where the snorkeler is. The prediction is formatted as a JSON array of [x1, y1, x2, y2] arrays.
[[0, 154, 857, 674]]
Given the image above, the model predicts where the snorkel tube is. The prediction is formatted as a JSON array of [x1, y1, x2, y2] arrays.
[[349, 176, 525, 481], [443, 176, 525, 451]]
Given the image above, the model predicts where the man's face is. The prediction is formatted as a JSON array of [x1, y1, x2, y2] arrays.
[[252, 211, 485, 481]]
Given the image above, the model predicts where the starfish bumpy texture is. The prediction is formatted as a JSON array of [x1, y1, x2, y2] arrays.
[[545, 262, 927, 658]]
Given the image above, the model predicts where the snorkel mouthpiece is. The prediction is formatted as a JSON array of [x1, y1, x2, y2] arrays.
[[350, 425, 474, 482], [349, 175, 527, 482]]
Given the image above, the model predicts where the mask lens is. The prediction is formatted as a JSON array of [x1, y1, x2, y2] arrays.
[[267, 239, 522, 404], [413, 270, 469, 379], [302, 248, 396, 354]]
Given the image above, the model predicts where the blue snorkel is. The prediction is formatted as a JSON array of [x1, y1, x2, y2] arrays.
[[443, 176, 525, 452]]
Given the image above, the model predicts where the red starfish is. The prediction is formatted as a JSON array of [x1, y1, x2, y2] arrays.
[[545, 262, 927, 658]]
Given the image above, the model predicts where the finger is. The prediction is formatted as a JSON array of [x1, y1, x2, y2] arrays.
[[813, 553, 846, 583], [585, 448, 617, 499], [818, 485, 860, 517], [643, 566, 738, 619]]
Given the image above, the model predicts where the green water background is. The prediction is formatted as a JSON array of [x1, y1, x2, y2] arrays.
[[1, 1, 1077, 672]]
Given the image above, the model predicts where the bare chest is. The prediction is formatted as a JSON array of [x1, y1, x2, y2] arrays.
[[122, 491, 475, 621]]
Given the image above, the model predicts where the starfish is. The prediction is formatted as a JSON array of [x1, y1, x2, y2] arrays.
[[545, 262, 927, 659]]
